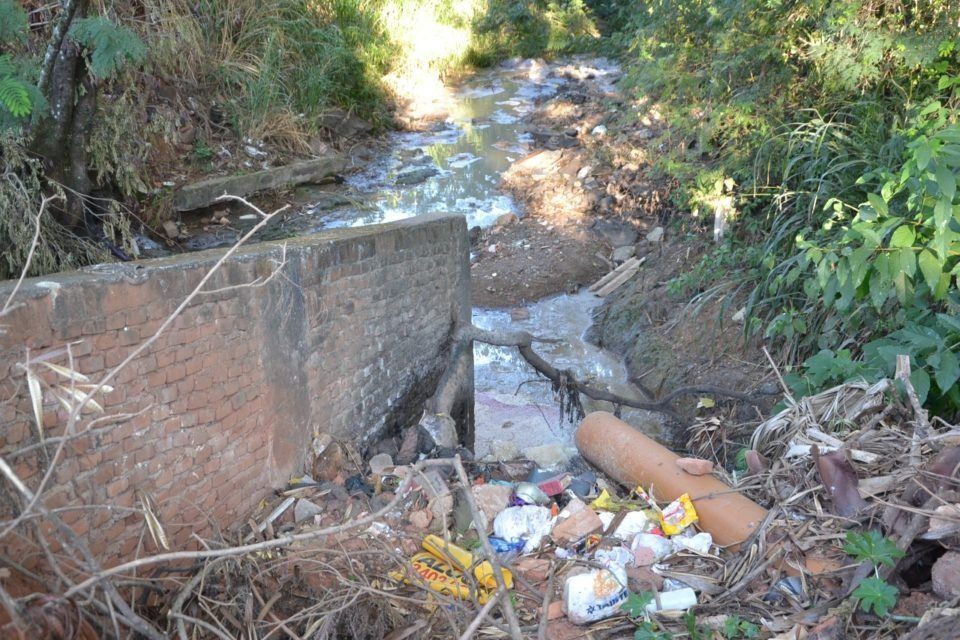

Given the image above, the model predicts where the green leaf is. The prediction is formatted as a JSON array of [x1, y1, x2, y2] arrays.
[[68, 17, 146, 79], [843, 530, 905, 566], [889, 225, 915, 248], [911, 367, 931, 404], [899, 248, 916, 279], [916, 142, 933, 171], [0, 75, 32, 118], [936, 162, 957, 201], [634, 622, 671, 640], [853, 577, 899, 616], [867, 193, 888, 217], [935, 349, 960, 393], [918, 249, 942, 292], [621, 591, 655, 618]]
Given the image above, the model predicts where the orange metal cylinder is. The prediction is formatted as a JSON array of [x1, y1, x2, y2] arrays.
[[576, 412, 767, 550]]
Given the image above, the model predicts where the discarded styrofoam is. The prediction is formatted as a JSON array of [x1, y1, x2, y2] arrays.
[[612, 510, 652, 541], [563, 564, 628, 624], [672, 531, 713, 555]]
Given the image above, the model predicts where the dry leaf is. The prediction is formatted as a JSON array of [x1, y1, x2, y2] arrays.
[[26, 370, 44, 441], [139, 491, 169, 550], [39, 361, 90, 383]]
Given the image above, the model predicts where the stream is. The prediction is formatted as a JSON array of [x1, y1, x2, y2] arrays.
[[176, 58, 662, 459]]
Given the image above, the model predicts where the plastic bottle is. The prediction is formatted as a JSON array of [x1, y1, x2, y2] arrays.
[[645, 587, 697, 613], [563, 564, 629, 624]]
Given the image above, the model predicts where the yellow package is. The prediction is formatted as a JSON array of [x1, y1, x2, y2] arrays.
[[389, 552, 492, 603], [659, 493, 699, 535], [421, 534, 513, 590]]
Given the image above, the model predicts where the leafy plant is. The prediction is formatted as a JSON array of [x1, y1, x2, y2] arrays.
[[621, 590, 654, 617], [843, 530, 905, 616], [68, 17, 147, 79], [722, 615, 760, 639], [843, 530, 905, 567], [852, 577, 900, 616], [633, 621, 671, 640]]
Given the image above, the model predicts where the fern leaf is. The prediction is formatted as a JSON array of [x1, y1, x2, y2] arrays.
[[68, 17, 147, 79], [0, 77, 32, 118], [0, 0, 28, 44]]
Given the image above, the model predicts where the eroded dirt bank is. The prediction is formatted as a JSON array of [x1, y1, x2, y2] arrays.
[[472, 58, 771, 411]]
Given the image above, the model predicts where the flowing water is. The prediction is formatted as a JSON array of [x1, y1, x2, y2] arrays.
[[173, 58, 661, 457]]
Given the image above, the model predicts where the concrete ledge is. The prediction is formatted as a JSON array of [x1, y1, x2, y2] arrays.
[[172, 156, 347, 211]]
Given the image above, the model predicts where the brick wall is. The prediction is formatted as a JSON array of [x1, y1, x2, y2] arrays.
[[0, 212, 472, 573]]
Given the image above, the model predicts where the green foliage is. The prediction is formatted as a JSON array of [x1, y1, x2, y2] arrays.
[[842, 530, 904, 617], [633, 621, 671, 640], [621, 591, 654, 617], [843, 530, 906, 567], [0, 69, 31, 118], [0, 2, 36, 124], [852, 577, 899, 616], [193, 139, 214, 161], [0, 0, 27, 44], [608, 0, 960, 416], [467, 0, 599, 65], [722, 615, 760, 639], [68, 17, 147, 79]]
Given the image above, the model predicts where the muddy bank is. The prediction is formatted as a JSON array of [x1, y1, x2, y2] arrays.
[[491, 58, 771, 411]]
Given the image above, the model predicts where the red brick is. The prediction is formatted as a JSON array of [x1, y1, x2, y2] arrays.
[[155, 349, 175, 368], [166, 364, 186, 383]]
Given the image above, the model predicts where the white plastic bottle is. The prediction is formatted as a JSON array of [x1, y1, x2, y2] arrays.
[[645, 587, 698, 613], [563, 564, 629, 624]]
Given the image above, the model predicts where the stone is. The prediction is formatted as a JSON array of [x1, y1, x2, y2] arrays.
[[676, 457, 715, 476], [472, 484, 513, 530], [515, 557, 551, 583], [420, 412, 457, 450], [409, 508, 433, 531], [494, 213, 519, 227], [626, 565, 664, 592], [731, 307, 746, 324], [510, 307, 530, 322], [546, 600, 565, 620], [591, 125, 607, 136], [491, 440, 520, 461], [395, 164, 439, 186], [173, 156, 346, 211], [162, 220, 180, 239], [312, 441, 346, 482], [591, 218, 638, 248], [612, 246, 635, 263], [932, 551, 960, 598], [294, 499, 322, 523], [524, 443, 575, 470], [551, 498, 603, 545], [646, 226, 664, 243]]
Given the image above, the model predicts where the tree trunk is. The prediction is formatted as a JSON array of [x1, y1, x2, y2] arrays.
[[29, 0, 92, 230]]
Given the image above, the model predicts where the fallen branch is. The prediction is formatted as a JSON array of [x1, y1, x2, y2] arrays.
[[454, 324, 759, 424]]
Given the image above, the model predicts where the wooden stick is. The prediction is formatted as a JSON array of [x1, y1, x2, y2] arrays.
[[451, 456, 523, 640]]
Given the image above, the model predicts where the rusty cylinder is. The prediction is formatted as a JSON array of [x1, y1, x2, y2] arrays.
[[576, 412, 767, 550]]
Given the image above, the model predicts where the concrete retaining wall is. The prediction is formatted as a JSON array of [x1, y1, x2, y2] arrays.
[[0, 212, 471, 568]]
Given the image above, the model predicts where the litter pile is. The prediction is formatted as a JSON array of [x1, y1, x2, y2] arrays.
[[165, 371, 959, 640]]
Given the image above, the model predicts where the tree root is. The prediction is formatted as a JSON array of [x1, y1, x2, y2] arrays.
[[450, 323, 760, 426]]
